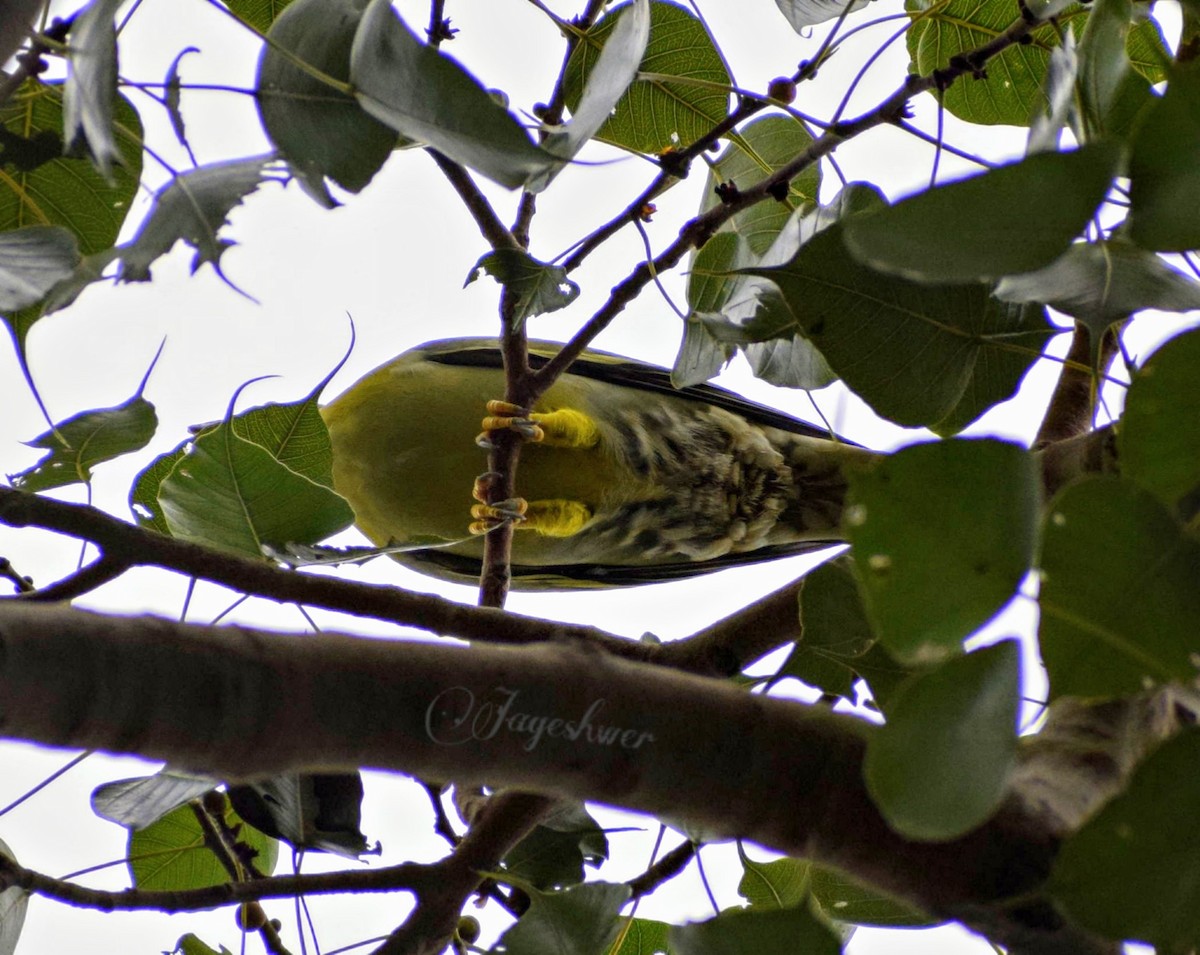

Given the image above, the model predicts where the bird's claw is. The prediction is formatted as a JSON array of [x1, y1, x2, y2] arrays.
[[468, 498, 529, 535], [476, 400, 545, 447]]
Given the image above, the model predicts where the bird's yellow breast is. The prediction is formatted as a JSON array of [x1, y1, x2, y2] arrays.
[[321, 353, 640, 562]]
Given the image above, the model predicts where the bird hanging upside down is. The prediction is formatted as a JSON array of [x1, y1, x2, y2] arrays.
[[321, 338, 878, 588]]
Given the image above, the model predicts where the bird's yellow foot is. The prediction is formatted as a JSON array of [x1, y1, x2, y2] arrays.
[[470, 472, 592, 538], [477, 400, 601, 450], [468, 472, 525, 534], [467, 492, 592, 539], [468, 497, 529, 535]]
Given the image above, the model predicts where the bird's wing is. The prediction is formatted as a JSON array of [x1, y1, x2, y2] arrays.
[[415, 338, 845, 443], [398, 537, 842, 589]]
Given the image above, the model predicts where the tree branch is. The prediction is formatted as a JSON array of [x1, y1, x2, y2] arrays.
[[1034, 322, 1120, 449], [427, 149, 521, 252], [0, 600, 1165, 953], [0, 486, 642, 656]]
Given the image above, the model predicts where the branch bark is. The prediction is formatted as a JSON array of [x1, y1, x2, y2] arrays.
[[0, 601, 1154, 953]]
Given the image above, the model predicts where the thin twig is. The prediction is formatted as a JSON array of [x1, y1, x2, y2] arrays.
[[427, 149, 521, 251]]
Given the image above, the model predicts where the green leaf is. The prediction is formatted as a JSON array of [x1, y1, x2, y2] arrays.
[[670, 902, 841, 955], [502, 804, 608, 890], [739, 848, 932, 927], [738, 851, 810, 909], [1129, 63, 1200, 252], [847, 439, 1039, 661], [781, 557, 876, 699], [230, 398, 338, 488], [673, 310, 737, 388], [743, 333, 836, 391], [1119, 328, 1200, 513], [541, 0, 650, 169], [679, 117, 828, 389], [116, 155, 276, 283], [842, 143, 1119, 283], [223, 0, 296, 33], [128, 801, 277, 891], [493, 881, 630, 955], [349, 0, 551, 190], [226, 773, 371, 858], [0, 226, 80, 311], [466, 249, 581, 326], [683, 225, 835, 391], [562, 0, 731, 154], [10, 394, 157, 492], [849, 641, 921, 714], [908, 0, 1166, 126], [257, 0, 397, 206], [808, 866, 935, 927], [1049, 728, 1200, 950], [1075, 0, 1131, 135], [62, 0, 123, 177], [774, 0, 871, 30], [1027, 31, 1077, 153], [1038, 477, 1200, 699], [994, 241, 1200, 337], [697, 116, 820, 257], [172, 934, 233, 955], [129, 439, 190, 533], [156, 413, 354, 557], [0, 81, 141, 253], [864, 641, 1020, 841], [92, 772, 217, 830], [0, 837, 28, 955], [907, 0, 1068, 125], [611, 918, 671, 955], [746, 220, 1052, 429], [1125, 15, 1172, 84]]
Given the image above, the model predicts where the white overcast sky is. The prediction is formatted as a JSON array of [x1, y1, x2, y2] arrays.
[[0, 1, 1189, 953]]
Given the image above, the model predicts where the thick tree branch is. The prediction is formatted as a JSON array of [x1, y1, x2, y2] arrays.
[[0, 487, 811, 679], [1034, 322, 1120, 449], [0, 486, 640, 654], [376, 792, 554, 955], [0, 601, 1170, 953]]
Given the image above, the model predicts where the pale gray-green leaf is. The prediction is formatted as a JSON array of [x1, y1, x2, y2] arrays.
[[774, 0, 871, 29], [63, 0, 123, 177], [0, 837, 28, 955], [0, 226, 80, 310], [257, 0, 396, 206], [465, 249, 580, 326], [1027, 33, 1077, 153], [350, 0, 552, 190], [92, 772, 217, 830], [994, 241, 1200, 334], [117, 156, 276, 282], [543, 0, 649, 164], [1076, 0, 1132, 133]]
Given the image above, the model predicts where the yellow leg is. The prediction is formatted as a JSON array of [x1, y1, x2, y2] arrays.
[[520, 499, 593, 537], [469, 497, 592, 538], [479, 401, 601, 450]]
